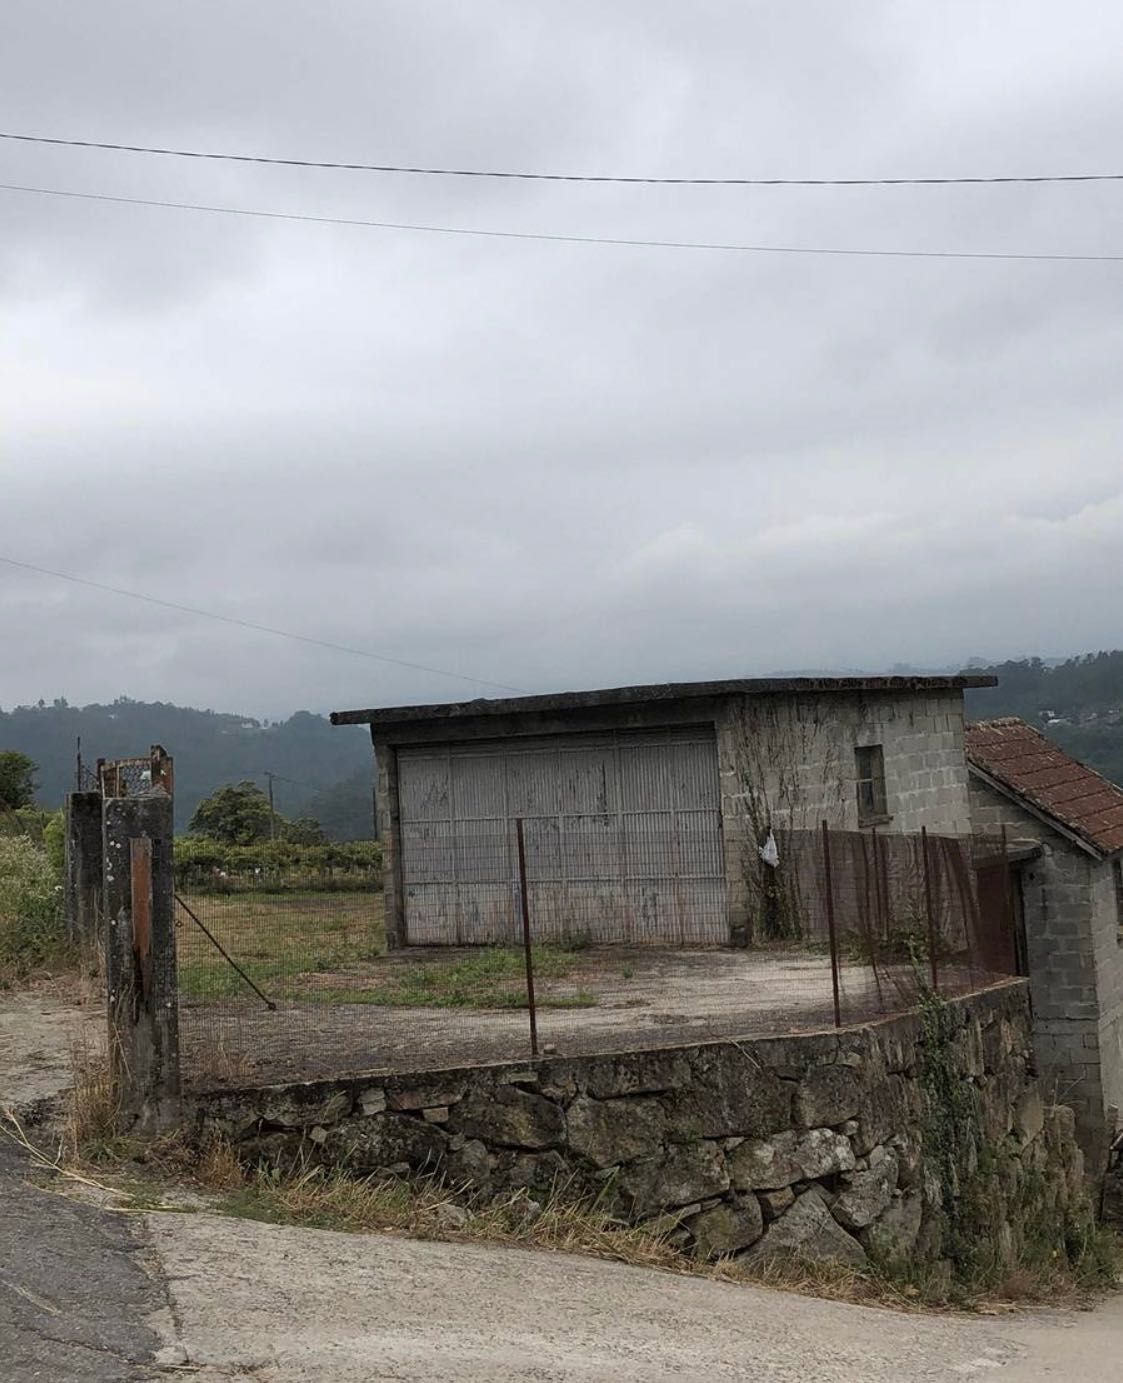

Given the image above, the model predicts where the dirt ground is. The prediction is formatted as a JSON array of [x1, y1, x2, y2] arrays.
[[179, 945, 989, 1089], [0, 984, 100, 1113]]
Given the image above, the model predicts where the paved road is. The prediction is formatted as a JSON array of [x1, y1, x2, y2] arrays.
[[148, 1211, 1123, 1382], [0, 1140, 162, 1382]]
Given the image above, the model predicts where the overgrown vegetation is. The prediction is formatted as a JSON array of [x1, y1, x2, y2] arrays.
[[174, 836, 382, 890], [914, 988, 1117, 1299], [0, 833, 72, 985]]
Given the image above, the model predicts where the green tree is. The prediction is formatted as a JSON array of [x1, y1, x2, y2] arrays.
[[0, 752, 37, 811], [188, 780, 274, 845], [282, 816, 328, 845]]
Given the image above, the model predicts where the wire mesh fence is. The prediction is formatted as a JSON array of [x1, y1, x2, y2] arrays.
[[175, 822, 1024, 1092]]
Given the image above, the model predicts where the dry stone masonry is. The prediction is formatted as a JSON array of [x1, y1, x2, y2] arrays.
[[197, 982, 1090, 1278]]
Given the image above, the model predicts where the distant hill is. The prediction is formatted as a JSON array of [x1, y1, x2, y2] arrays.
[[0, 698, 372, 835], [964, 652, 1123, 786], [5, 655, 1121, 839]]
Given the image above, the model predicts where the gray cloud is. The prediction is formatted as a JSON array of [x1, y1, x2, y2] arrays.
[[3, 1, 1123, 719]]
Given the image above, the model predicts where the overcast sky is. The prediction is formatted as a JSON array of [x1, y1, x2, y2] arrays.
[[3, 3, 1122, 718]]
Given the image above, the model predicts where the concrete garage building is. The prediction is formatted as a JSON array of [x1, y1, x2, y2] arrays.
[[332, 674, 992, 952], [966, 718, 1123, 1169]]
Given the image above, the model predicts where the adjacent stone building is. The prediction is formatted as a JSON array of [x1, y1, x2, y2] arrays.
[[332, 674, 991, 951], [966, 718, 1123, 1169]]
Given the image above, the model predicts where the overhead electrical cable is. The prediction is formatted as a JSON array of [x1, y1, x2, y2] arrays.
[[3, 129, 1122, 187], [0, 555, 528, 695], [0, 182, 1119, 264]]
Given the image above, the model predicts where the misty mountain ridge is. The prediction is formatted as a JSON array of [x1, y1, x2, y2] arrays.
[[4, 651, 1122, 839]]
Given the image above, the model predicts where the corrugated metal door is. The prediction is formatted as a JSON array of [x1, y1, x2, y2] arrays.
[[397, 726, 726, 946]]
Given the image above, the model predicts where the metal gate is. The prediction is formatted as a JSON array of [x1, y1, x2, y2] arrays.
[[397, 725, 727, 946]]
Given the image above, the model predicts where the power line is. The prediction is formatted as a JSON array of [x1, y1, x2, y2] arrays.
[[3, 129, 1122, 188], [0, 555, 527, 695], [2, 181, 1121, 264]]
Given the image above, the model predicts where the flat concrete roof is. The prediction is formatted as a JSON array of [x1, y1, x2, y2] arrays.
[[331, 673, 997, 729]]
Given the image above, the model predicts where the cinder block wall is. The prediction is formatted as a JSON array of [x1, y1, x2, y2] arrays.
[[717, 690, 973, 941], [968, 776, 1120, 1170], [1089, 863, 1123, 1132]]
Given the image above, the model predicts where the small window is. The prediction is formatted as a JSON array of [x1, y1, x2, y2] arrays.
[[1113, 858, 1123, 945], [855, 744, 889, 825]]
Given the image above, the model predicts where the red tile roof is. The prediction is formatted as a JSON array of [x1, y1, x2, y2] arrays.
[[966, 717, 1123, 856]]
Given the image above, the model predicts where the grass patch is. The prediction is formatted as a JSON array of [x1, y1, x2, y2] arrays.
[[316, 945, 596, 1010], [176, 892, 600, 1010], [176, 890, 386, 1001]]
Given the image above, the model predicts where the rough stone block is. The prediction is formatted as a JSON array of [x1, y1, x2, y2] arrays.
[[387, 1081, 466, 1111], [668, 1047, 792, 1139], [566, 1095, 666, 1167], [758, 1186, 796, 1220], [727, 1132, 801, 1190], [794, 1064, 863, 1128], [793, 1128, 857, 1180], [688, 1197, 764, 1259], [259, 1087, 352, 1130], [457, 1085, 564, 1150], [1014, 1087, 1045, 1147], [619, 1141, 729, 1217], [583, 1051, 692, 1099], [317, 1112, 447, 1175], [831, 1148, 898, 1230], [853, 1076, 908, 1155], [861, 1191, 923, 1263], [744, 1188, 867, 1268]]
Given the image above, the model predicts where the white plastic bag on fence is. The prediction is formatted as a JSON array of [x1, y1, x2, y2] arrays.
[[758, 830, 780, 869]]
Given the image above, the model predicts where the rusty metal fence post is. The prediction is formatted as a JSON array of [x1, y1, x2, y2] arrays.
[[921, 826, 940, 994], [821, 821, 842, 1028], [515, 819, 539, 1057]]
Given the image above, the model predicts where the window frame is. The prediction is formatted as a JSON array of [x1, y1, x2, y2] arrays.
[[1112, 857, 1123, 946], [855, 743, 890, 827]]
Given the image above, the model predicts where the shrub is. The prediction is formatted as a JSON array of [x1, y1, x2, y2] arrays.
[[0, 834, 69, 983], [174, 836, 383, 890]]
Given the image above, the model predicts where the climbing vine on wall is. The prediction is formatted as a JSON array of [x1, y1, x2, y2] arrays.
[[727, 697, 845, 944]]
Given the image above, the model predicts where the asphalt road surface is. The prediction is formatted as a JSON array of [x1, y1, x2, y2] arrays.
[[0, 1139, 161, 1381]]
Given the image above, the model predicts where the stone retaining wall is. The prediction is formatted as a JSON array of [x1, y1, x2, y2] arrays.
[[197, 981, 1088, 1272]]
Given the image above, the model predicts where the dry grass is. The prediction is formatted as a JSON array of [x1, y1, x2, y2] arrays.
[[63, 1034, 123, 1161], [176, 891, 386, 1001], [188, 1033, 257, 1088]]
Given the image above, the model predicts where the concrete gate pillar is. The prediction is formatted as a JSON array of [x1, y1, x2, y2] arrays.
[[64, 790, 104, 940], [103, 791, 180, 1129]]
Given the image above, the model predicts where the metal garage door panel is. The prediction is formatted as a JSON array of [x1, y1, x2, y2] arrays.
[[400, 821, 455, 883], [397, 727, 726, 947], [399, 755, 450, 822], [505, 751, 561, 817], [559, 748, 619, 815], [450, 751, 507, 819]]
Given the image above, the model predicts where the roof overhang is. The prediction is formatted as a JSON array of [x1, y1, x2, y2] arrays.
[[967, 762, 1107, 861], [332, 673, 996, 731]]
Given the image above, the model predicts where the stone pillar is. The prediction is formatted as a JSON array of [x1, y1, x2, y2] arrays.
[[375, 738, 406, 951], [64, 791, 104, 940], [103, 791, 180, 1129]]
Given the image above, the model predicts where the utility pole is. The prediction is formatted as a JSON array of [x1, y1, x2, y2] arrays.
[[264, 771, 277, 841]]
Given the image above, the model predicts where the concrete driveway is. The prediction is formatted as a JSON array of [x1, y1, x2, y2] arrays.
[[148, 1211, 1123, 1382]]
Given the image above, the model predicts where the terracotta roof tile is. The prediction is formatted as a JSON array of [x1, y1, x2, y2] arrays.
[[966, 717, 1123, 856]]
